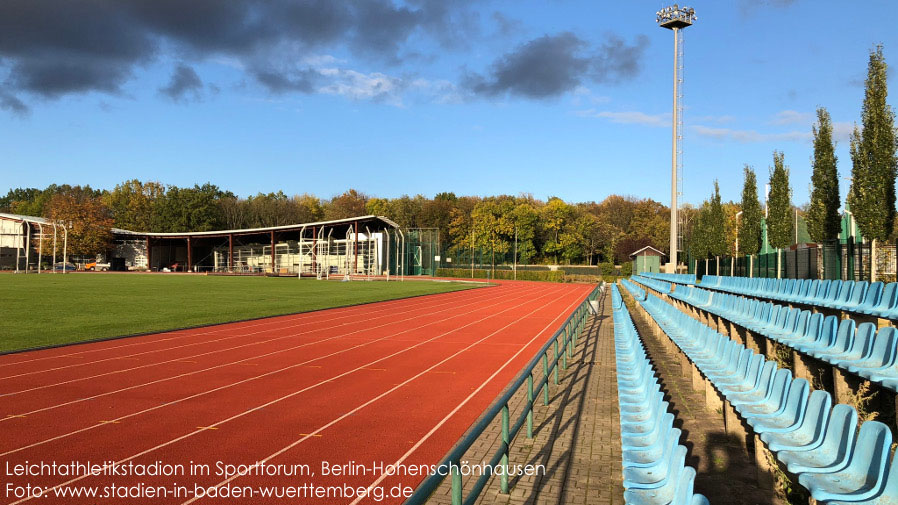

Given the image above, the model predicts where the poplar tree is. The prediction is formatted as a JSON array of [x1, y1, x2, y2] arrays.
[[689, 202, 710, 272], [847, 45, 897, 281], [739, 166, 762, 255], [806, 107, 841, 242], [767, 151, 792, 278], [707, 180, 728, 258]]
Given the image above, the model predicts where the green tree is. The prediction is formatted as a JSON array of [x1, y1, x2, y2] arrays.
[[540, 197, 574, 264], [739, 166, 763, 258], [706, 181, 728, 257], [689, 201, 710, 266], [157, 183, 229, 232], [471, 198, 514, 273], [847, 45, 897, 281], [806, 107, 841, 242], [767, 151, 793, 278], [511, 201, 539, 265], [103, 180, 166, 231]]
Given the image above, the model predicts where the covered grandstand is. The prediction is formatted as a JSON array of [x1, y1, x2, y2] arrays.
[[1, 213, 410, 277]]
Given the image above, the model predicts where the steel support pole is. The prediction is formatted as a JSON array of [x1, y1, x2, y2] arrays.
[[37, 222, 43, 274], [62, 225, 67, 274], [669, 26, 679, 272], [398, 228, 405, 281], [514, 227, 517, 280], [15, 221, 21, 273], [146, 237, 152, 271], [365, 225, 374, 278], [311, 226, 317, 273], [270, 231, 276, 274], [354, 221, 359, 274], [25, 221, 30, 272], [52, 223, 57, 273], [187, 237, 192, 272], [228, 234, 234, 273], [298, 226, 307, 278]]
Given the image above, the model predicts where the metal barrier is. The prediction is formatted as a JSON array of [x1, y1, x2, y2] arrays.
[[404, 282, 605, 505]]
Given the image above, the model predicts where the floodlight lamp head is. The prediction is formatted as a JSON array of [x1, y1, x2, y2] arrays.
[[656, 4, 696, 30]]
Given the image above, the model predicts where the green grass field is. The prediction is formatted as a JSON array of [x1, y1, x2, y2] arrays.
[[0, 274, 479, 353]]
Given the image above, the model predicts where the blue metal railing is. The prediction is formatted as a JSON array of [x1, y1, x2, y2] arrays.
[[404, 282, 605, 505]]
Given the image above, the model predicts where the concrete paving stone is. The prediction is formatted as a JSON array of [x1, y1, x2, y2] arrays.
[[424, 289, 624, 504]]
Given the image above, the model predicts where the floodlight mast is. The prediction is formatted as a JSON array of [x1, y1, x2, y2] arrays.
[[656, 5, 695, 273]]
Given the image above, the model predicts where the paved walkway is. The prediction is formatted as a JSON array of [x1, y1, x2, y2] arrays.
[[427, 289, 624, 505]]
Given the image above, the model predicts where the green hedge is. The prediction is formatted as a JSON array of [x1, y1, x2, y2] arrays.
[[436, 268, 565, 282], [559, 265, 600, 275]]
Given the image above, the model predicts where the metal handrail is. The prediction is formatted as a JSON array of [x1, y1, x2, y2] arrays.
[[404, 282, 605, 505]]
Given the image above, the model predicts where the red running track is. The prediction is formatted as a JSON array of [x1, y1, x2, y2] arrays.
[[0, 281, 595, 505]]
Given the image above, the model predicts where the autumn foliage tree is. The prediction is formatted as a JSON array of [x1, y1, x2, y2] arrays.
[[44, 189, 114, 257]]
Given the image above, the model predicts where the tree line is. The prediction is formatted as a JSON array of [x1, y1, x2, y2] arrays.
[[1, 181, 671, 266], [687, 45, 898, 280]]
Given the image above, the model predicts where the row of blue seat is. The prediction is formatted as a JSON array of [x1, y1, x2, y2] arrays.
[[641, 272, 696, 286], [700, 276, 898, 320], [621, 278, 647, 302], [611, 285, 709, 505], [668, 285, 898, 393], [632, 275, 673, 295], [622, 285, 897, 505]]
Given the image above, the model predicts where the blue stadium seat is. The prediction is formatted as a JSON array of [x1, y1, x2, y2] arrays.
[[827, 454, 898, 504], [819, 322, 876, 368], [777, 404, 858, 474], [856, 281, 884, 314], [794, 315, 838, 354], [864, 282, 898, 318], [761, 390, 832, 453], [843, 327, 898, 375], [743, 378, 809, 430], [799, 420, 892, 503], [810, 319, 858, 363]]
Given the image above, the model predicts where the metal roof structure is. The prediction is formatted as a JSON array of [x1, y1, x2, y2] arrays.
[[1, 212, 399, 238], [112, 215, 400, 239], [0, 212, 52, 225]]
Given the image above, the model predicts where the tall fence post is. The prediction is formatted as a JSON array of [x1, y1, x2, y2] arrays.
[[527, 374, 534, 438], [500, 404, 510, 494], [553, 341, 560, 383], [451, 466, 462, 505]]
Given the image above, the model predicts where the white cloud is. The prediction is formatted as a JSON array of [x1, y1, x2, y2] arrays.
[[692, 114, 736, 124], [577, 109, 670, 127], [570, 86, 611, 107], [771, 109, 814, 125], [301, 54, 345, 68], [832, 121, 855, 143], [318, 68, 405, 106], [409, 78, 463, 104], [692, 125, 810, 143]]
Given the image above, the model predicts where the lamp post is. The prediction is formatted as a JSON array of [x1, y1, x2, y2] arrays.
[[656, 4, 696, 273]]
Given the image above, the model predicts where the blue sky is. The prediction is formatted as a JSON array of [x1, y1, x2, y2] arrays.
[[1, 0, 896, 207]]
